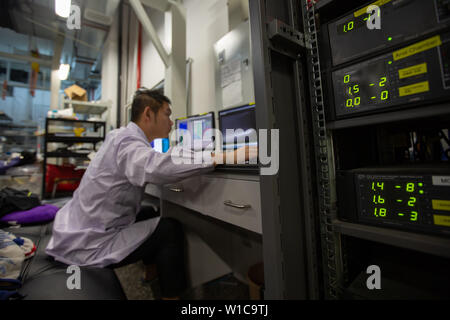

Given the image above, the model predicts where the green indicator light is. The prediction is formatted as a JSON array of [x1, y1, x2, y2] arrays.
[[398, 213, 404, 216], [388, 61, 392, 65], [396, 199, 403, 202], [370, 84, 375, 86], [419, 190, 424, 194], [395, 186, 401, 189], [418, 183, 423, 187], [388, 37, 392, 41]]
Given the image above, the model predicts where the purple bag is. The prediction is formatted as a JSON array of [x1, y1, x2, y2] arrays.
[[0, 204, 59, 225], [0, 158, 20, 175]]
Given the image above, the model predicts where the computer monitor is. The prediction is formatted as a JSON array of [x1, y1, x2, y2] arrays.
[[219, 104, 257, 150], [175, 112, 215, 151]]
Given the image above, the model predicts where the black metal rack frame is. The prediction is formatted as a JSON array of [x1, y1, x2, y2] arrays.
[[41, 118, 106, 199]]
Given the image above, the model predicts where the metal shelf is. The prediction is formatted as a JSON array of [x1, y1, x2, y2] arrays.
[[332, 219, 450, 259], [327, 102, 450, 130], [46, 136, 104, 144], [45, 118, 106, 126], [63, 100, 109, 115], [45, 152, 90, 158], [42, 118, 105, 199]]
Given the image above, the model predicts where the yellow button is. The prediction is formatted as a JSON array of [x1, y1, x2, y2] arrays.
[[433, 215, 450, 227], [432, 199, 450, 212], [399, 81, 430, 97], [398, 63, 428, 80]]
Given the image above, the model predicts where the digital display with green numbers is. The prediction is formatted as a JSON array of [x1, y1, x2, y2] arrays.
[[337, 60, 391, 110], [356, 176, 425, 225], [332, 32, 450, 118], [327, 0, 449, 66], [337, 169, 450, 235], [337, 13, 372, 35]]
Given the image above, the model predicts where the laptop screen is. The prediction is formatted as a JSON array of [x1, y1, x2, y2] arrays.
[[219, 104, 257, 150]]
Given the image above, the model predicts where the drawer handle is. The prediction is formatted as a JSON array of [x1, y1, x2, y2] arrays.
[[224, 200, 251, 209], [169, 186, 184, 192]]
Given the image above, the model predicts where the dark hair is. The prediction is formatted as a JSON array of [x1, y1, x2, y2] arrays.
[[131, 88, 171, 123]]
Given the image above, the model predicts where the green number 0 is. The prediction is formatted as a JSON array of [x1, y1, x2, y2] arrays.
[[348, 21, 354, 31]]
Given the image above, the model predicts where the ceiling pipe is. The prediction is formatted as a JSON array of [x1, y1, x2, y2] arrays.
[[129, 0, 170, 68], [0, 51, 52, 67], [23, 15, 101, 51]]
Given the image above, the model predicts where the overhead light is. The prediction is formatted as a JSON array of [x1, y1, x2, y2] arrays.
[[55, 0, 71, 18], [58, 64, 70, 80]]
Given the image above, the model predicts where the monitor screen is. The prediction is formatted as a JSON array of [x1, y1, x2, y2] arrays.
[[219, 104, 257, 150], [175, 112, 215, 151]]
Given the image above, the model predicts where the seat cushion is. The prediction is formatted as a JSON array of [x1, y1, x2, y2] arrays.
[[5, 223, 126, 300]]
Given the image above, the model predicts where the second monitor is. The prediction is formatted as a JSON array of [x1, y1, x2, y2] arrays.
[[219, 104, 257, 150]]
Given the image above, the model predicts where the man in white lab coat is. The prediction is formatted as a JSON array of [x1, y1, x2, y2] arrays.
[[46, 89, 255, 299]]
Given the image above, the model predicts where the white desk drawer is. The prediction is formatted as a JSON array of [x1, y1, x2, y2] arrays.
[[202, 177, 262, 234], [162, 176, 205, 213]]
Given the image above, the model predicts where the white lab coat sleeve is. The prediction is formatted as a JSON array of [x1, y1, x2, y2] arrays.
[[117, 138, 214, 187]]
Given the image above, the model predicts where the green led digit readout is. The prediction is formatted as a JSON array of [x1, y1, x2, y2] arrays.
[[408, 197, 416, 207], [338, 60, 391, 112], [344, 75, 350, 83], [343, 21, 354, 33], [374, 207, 387, 217], [337, 12, 373, 35], [366, 180, 424, 223], [343, 72, 390, 109]]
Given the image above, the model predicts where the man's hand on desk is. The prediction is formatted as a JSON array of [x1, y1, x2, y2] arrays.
[[212, 146, 258, 166]]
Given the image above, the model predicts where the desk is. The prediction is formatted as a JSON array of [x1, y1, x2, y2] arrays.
[[145, 171, 263, 288]]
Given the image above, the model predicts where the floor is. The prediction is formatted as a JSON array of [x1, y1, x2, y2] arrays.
[[113, 261, 250, 300]]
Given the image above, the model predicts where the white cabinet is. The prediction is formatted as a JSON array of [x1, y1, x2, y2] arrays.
[[202, 176, 262, 234], [147, 173, 262, 234]]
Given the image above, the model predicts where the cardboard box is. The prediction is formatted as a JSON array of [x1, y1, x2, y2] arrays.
[[64, 84, 87, 102]]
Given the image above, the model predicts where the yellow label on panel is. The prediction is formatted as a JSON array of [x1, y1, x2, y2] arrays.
[[433, 215, 450, 227], [432, 200, 450, 212], [398, 81, 430, 97], [398, 63, 428, 79], [354, 0, 392, 17], [393, 36, 442, 61]]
